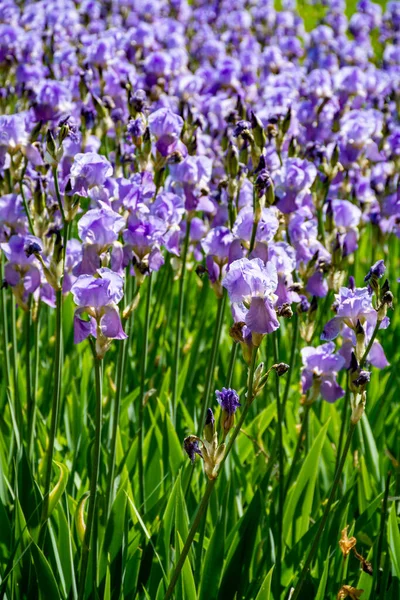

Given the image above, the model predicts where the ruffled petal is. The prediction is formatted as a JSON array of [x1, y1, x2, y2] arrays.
[[245, 297, 279, 334]]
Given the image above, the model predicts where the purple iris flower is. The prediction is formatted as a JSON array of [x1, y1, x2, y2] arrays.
[[365, 259, 386, 282], [63, 238, 82, 293], [169, 156, 214, 213], [223, 258, 280, 335], [150, 192, 185, 256], [69, 153, 113, 197], [233, 207, 279, 246], [0, 113, 29, 168], [148, 107, 187, 158], [330, 199, 362, 255], [71, 268, 127, 357], [275, 158, 317, 214], [301, 342, 345, 403], [74, 204, 125, 275], [339, 323, 389, 369], [321, 285, 379, 341], [0, 193, 27, 239], [202, 226, 234, 265], [123, 210, 166, 273], [32, 80, 72, 122], [215, 387, 241, 414], [1, 234, 42, 309]]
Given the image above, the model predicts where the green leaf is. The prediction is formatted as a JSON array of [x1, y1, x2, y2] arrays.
[[360, 413, 380, 483], [388, 503, 400, 579], [48, 461, 69, 517], [283, 419, 330, 545], [31, 542, 61, 599], [177, 532, 197, 600], [198, 512, 225, 600], [314, 549, 330, 600], [254, 565, 274, 600], [75, 492, 90, 544]]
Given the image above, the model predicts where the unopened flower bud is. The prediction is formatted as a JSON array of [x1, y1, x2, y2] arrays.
[[226, 142, 239, 177], [281, 107, 291, 135], [250, 111, 266, 149], [204, 408, 215, 443]]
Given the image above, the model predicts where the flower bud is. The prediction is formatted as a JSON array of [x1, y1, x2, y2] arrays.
[[204, 408, 215, 443], [250, 111, 267, 149], [226, 142, 239, 177], [281, 107, 291, 135]]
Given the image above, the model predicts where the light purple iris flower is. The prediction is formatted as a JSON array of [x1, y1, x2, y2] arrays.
[[70, 152, 113, 196], [32, 80, 72, 122], [148, 108, 187, 157], [338, 323, 389, 369], [223, 258, 280, 335], [321, 285, 381, 341], [74, 204, 125, 275], [71, 268, 127, 357], [1, 234, 42, 308], [275, 158, 317, 214], [170, 156, 214, 213], [233, 206, 279, 245], [301, 342, 345, 403]]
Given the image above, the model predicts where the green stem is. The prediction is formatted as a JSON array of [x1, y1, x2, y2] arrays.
[[197, 290, 227, 436], [360, 319, 382, 369], [284, 403, 311, 496], [20, 160, 35, 234], [273, 332, 283, 596], [164, 346, 259, 600], [78, 350, 103, 600], [375, 471, 392, 595], [0, 256, 11, 393], [40, 289, 63, 527], [335, 374, 349, 476], [105, 337, 127, 519], [249, 189, 258, 254], [28, 302, 41, 463], [25, 299, 33, 454], [10, 295, 23, 434], [52, 166, 66, 224], [282, 312, 299, 412], [291, 422, 356, 600], [226, 343, 238, 388], [172, 219, 191, 426], [138, 274, 152, 511]]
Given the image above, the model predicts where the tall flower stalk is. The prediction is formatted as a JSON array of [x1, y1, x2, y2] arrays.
[[164, 345, 259, 600], [78, 346, 103, 600], [40, 288, 63, 527], [171, 218, 191, 426], [138, 273, 152, 510]]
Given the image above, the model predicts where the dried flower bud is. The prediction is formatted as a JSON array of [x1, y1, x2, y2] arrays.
[[229, 321, 246, 343], [339, 526, 357, 557], [183, 436, 203, 463], [354, 370, 371, 387], [337, 585, 364, 599], [277, 303, 293, 318], [195, 265, 208, 278], [272, 363, 290, 377]]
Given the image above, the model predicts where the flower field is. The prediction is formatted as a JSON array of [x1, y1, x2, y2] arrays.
[[0, 0, 400, 598]]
